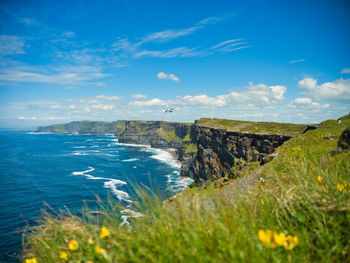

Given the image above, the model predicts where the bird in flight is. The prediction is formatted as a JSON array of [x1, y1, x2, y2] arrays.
[[164, 108, 174, 113]]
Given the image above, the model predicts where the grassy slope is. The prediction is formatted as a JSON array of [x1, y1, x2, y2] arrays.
[[24, 116, 350, 262], [197, 118, 308, 136]]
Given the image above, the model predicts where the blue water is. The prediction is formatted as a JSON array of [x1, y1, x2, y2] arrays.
[[0, 131, 192, 262]]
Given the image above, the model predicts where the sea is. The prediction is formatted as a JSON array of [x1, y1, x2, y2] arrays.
[[0, 131, 193, 262]]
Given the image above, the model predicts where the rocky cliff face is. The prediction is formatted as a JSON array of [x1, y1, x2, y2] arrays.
[[36, 121, 126, 136], [118, 121, 196, 162], [185, 124, 293, 184]]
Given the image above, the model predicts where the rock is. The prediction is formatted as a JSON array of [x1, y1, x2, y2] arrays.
[[185, 125, 293, 185], [337, 128, 350, 152]]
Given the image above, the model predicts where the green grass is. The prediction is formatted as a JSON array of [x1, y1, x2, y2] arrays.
[[184, 143, 197, 153], [197, 118, 308, 136], [23, 116, 350, 262], [157, 128, 176, 143]]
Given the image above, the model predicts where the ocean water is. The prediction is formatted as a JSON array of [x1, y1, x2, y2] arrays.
[[0, 131, 193, 261]]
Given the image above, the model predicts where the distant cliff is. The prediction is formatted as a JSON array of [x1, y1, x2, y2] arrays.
[[118, 121, 197, 169], [36, 120, 126, 136]]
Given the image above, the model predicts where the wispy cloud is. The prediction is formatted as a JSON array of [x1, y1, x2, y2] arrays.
[[341, 68, 350, 74], [0, 35, 25, 56], [289, 59, 306, 63], [0, 65, 107, 85], [131, 94, 147, 100], [157, 72, 180, 82], [211, 38, 250, 53], [134, 47, 200, 58]]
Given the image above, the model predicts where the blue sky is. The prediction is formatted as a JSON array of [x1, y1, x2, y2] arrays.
[[0, 0, 349, 128]]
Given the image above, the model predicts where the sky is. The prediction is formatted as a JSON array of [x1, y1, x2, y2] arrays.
[[0, 0, 349, 128]]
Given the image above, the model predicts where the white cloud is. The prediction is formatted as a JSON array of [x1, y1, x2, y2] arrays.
[[341, 68, 350, 74], [131, 94, 147, 100], [130, 98, 168, 107], [157, 72, 180, 82], [289, 97, 330, 109], [289, 59, 306, 63], [0, 35, 25, 56], [131, 82, 286, 108], [94, 95, 121, 101], [298, 77, 350, 101], [292, 97, 313, 105]]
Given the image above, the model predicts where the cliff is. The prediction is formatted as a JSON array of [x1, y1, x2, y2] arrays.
[[36, 120, 126, 136], [118, 121, 196, 165], [184, 118, 307, 184]]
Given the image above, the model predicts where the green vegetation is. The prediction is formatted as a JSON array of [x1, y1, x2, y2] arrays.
[[52, 124, 66, 133], [197, 118, 308, 136], [24, 116, 350, 262], [184, 143, 197, 153], [157, 128, 176, 143]]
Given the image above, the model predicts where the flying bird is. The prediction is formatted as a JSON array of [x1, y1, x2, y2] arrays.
[[165, 108, 174, 113]]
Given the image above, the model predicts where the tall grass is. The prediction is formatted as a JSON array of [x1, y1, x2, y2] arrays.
[[23, 117, 350, 262]]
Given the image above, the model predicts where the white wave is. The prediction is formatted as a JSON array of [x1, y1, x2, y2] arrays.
[[71, 152, 88, 155], [72, 167, 95, 175], [117, 142, 151, 148], [72, 146, 87, 149], [141, 148, 181, 169], [122, 158, 139, 162], [91, 145, 99, 148], [120, 209, 143, 226], [166, 174, 194, 193], [104, 181, 132, 203]]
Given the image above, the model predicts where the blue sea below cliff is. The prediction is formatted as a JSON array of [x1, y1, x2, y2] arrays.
[[0, 131, 192, 262]]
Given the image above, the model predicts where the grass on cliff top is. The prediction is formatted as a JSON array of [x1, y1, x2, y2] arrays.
[[196, 117, 308, 136], [23, 116, 350, 262]]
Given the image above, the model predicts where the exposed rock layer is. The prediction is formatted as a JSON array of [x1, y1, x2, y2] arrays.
[[187, 125, 293, 184]]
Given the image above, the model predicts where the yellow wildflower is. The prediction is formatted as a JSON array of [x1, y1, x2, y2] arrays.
[[337, 183, 344, 192], [317, 176, 322, 183], [86, 261, 93, 263], [258, 229, 273, 248], [68, 240, 79, 251], [273, 232, 286, 247], [59, 251, 68, 260], [100, 226, 110, 239], [284, 235, 298, 250], [88, 237, 94, 245], [25, 258, 37, 263], [260, 198, 265, 205], [95, 245, 107, 255]]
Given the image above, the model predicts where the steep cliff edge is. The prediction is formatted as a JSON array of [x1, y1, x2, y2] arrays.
[[184, 118, 308, 184], [118, 121, 196, 165], [36, 120, 126, 136]]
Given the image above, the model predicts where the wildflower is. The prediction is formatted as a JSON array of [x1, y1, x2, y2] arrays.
[[258, 229, 273, 248], [337, 183, 344, 192], [317, 176, 322, 183], [100, 226, 110, 239], [95, 245, 107, 255], [86, 261, 93, 263], [25, 258, 37, 263], [273, 232, 286, 246], [260, 198, 265, 205], [68, 240, 79, 251], [88, 237, 94, 245], [59, 251, 68, 260], [283, 235, 298, 250]]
